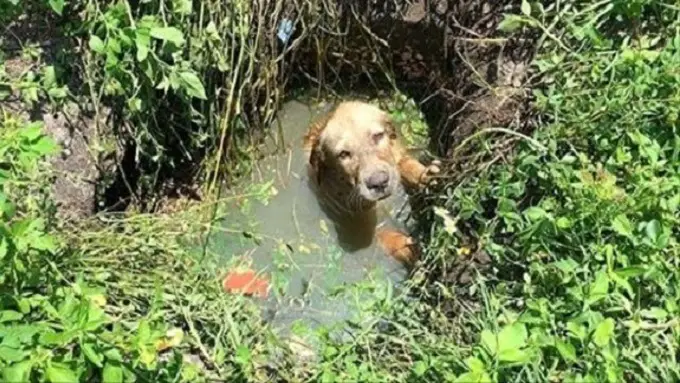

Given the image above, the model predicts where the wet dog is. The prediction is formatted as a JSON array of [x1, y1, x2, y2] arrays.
[[303, 101, 439, 266]]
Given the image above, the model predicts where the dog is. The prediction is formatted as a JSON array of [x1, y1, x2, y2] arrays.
[[303, 100, 440, 266]]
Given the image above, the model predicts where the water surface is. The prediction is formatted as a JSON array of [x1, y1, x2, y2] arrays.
[[207, 100, 416, 341]]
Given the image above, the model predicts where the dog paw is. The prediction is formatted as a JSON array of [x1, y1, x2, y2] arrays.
[[376, 229, 419, 267], [419, 160, 442, 186]]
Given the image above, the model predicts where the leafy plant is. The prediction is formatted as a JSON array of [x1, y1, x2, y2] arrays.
[[422, 1, 680, 381], [0, 115, 194, 382]]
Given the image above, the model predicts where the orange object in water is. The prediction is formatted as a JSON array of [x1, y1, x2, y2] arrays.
[[222, 269, 270, 298]]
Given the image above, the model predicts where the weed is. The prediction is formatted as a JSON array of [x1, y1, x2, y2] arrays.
[[4, 0, 680, 382], [420, 1, 680, 382], [0, 113, 285, 381], [0, 115, 185, 382]]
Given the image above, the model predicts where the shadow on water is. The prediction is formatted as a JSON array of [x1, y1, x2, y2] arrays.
[[201, 99, 417, 345]]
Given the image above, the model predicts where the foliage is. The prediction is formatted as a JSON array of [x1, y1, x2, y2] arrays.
[[65, 0, 342, 196], [0, 113, 286, 382], [4, 0, 680, 382], [0, 115, 197, 382], [422, 0, 680, 381], [377, 91, 430, 149]]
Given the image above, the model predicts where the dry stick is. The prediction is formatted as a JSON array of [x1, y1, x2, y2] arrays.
[[202, 6, 249, 256], [182, 306, 226, 376], [209, 9, 243, 193], [449, 127, 548, 160], [455, 47, 495, 94]]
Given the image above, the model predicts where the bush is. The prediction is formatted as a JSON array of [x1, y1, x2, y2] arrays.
[[4, 0, 680, 382], [0, 113, 286, 381], [424, 1, 680, 381]]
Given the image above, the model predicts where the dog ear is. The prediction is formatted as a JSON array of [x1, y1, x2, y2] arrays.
[[306, 110, 335, 185], [309, 137, 325, 184], [306, 124, 327, 185]]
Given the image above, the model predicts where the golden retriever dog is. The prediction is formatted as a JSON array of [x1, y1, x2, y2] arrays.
[[303, 101, 440, 266]]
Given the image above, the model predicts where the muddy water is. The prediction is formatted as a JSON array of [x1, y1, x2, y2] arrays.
[[207, 100, 416, 341]]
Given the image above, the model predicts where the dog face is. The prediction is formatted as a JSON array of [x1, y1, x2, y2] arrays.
[[309, 101, 400, 207]]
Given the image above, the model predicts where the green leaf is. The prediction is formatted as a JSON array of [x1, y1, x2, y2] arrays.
[[524, 206, 547, 221], [611, 214, 633, 238], [12, 325, 40, 344], [555, 217, 572, 229], [103, 348, 123, 362], [412, 360, 428, 376], [39, 330, 77, 346], [521, 0, 531, 16], [149, 27, 185, 46], [20, 122, 44, 141], [102, 362, 123, 383], [496, 323, 529, 363], [82, 342, 103, 368], [0, 346, 26, 362], [135, 30, 150, 62], [592, 318, 615, 347], [454, 370, 492, 383], [587, 270, 609, 304], [609, 272, 634, 298], [615, 266, 645, 278], [139, 347, 156, 366], [31, 233, 59, 252], [465, 357, 485, 372], [172, 0, 192, 15], [0, 310, 24, 322], [498, 14, 525, 32], [498, 348, 530, 363], [641, 307, 668, 320], [17, 299, 31, 314], [46, 363, 78, 383], [3, 360, 33, 382], [481, 323, 530, 363], [89, 36, 105, 54], [553, 259, 578, 275], [48, 0, 64, 15], [137, 320, 151, 343], [498, 322, 527, 351], [235, 345, 251, 365], [480, 329, 497, 355], [179, 71, 207, 100], [43, 66, 57, 88], [555, 340, 577, 362], [48, 87, 68, 100], [645, 220, 661, 243], [107, 38, 121, 54]]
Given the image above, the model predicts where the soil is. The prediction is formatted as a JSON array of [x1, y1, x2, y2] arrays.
[[2, 5, 116, 221], [293, 0, 536, 159]]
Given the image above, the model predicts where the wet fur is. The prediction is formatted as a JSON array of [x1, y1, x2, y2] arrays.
[[303, 101, 438, 266]]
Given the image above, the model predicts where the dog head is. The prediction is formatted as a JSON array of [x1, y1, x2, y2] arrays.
[[307, 101, 400, 211]]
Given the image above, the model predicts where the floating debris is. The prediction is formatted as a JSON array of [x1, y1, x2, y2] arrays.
[[222, 269, 270, 298]]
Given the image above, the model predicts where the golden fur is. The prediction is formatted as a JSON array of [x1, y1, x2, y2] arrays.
[[303, 100, 439, 266]]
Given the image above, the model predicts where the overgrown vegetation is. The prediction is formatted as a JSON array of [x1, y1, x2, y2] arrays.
[[0, 113, 285, 381], [419, 1, 680, 382], [2, 0, 680, 382]]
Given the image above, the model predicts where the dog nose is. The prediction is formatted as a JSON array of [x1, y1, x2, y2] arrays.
[[366, 171, 389, 191]]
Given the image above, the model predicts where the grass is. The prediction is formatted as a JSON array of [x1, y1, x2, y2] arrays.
[[415, 1, 680, 382], [2, 0, 680, 382]]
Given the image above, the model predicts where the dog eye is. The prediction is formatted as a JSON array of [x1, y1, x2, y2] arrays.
[[373, 131, 385, 141], [338, 150, 351, 159]]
